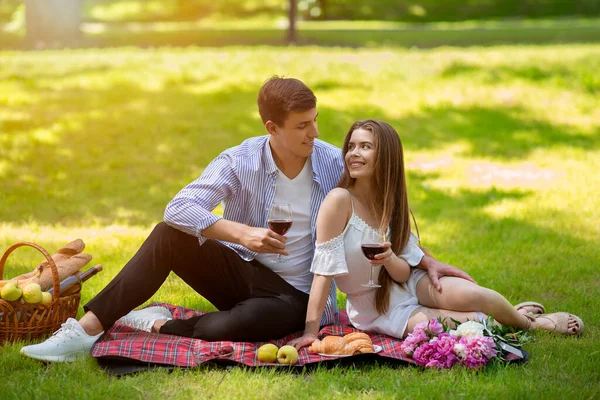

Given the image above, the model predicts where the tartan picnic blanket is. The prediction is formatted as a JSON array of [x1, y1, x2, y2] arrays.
[[91, 302, 415, 368]]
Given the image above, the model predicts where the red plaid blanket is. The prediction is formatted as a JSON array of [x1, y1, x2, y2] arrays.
[[91, 303, 415, 368]]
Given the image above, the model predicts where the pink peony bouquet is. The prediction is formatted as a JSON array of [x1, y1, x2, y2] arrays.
[[400, 318, 527, 369]]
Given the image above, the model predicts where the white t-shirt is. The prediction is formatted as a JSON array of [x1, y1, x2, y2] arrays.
[[254, 160, 314, 293]]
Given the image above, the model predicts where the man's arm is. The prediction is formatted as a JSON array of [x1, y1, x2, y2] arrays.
[[416, 254, 476, 293], [164, 154, 236, 240], [164, 154, 288, 254], [396, 231, 476, 293]]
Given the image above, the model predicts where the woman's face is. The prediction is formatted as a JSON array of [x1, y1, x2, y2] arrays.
[[345, 128, 377, 180]]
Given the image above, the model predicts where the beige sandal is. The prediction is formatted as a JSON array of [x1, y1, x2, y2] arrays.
[[514, 301, 545, 315], [534, 312, 584, 336]]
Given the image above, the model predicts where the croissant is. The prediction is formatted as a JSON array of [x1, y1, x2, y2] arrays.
[[309, 333, 374, 355], [343, 332, 375, 354], [309, 336, 352, 355]]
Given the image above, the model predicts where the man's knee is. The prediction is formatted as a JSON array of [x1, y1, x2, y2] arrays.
[[150, 222, 198, 248], [152, 221, 180, 238]]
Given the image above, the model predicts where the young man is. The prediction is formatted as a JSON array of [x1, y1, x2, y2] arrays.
[[21, 77, 472, 362]]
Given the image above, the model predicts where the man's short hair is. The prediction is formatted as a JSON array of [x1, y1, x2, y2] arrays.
[[257, 76, 317, 126]]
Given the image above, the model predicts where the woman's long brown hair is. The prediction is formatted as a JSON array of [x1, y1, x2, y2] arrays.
[[338, 120, 411, 315]]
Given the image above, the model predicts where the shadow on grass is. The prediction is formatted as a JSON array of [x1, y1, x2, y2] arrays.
[[403, 170, 599, 302], [2, 77, 598, 225], [442, 56, 600, 94], [0, 80, 260, 226], [316, 101, 600, 160]]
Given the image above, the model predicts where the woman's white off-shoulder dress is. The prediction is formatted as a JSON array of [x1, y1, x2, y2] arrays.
[[310, 205, 427, 338]]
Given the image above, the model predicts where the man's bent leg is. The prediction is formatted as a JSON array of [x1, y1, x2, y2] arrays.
[[86, 222, 259, 331], [159, 294, 309, 342], [84, 222, 214, 330], [159, 254, 312, 341]]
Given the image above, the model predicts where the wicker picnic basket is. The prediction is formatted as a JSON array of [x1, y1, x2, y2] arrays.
[[0, 242, 80, 344]]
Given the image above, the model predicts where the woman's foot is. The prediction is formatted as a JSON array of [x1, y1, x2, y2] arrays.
[[515, 301, 545, 315], [532, 312, 584, 335]]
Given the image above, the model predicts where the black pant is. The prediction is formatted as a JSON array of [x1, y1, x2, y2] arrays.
[[84, 222, 309, 342]]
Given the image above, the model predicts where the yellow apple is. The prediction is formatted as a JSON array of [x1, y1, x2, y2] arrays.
[[257, 343, 278, 363], [1, 281, 22, 301], [41, 291, 53, 305], [276, 345, 299, 366], [22, 283, 43, 304]]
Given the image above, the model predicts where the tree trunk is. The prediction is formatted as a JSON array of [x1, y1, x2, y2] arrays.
[[25, 0, 81, 48], [287, 0, 297, 44], [319, 0, 327, 19]]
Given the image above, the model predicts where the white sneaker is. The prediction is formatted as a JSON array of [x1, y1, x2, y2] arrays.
[[116, 306, 172, 332], [20, 318, 104, 362]]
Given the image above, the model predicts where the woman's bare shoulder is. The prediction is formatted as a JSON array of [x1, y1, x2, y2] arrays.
[[316, 188, 353, 243]]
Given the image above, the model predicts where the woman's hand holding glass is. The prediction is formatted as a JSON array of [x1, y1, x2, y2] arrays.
[[367, 242, 393, 266], [360, 229, 393, 288]]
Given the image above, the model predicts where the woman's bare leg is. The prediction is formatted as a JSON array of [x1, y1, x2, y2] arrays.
[[415, 276, 530, 329], [405, 307, 481, 336], [414, 275, 580, 332]]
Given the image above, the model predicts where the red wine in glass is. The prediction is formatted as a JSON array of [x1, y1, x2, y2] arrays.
[[267, 203, 293, 263], [360, 228, 384, 288], [268, 219, 292, 235], [361, 243, 386, 260]]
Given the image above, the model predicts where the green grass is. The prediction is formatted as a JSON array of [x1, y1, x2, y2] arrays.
[[2, 17, 600, 49], [0, 44, 599, 399]]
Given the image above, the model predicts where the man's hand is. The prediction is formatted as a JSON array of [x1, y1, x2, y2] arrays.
[[240, 226, 288, 255], [287, 333, 318, 350], [418, 255, 476, 293]]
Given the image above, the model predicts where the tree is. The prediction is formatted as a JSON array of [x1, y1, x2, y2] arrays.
[[319, 0, 327, 19], [287, 0, 297, 44], [25, 0, 81, 47]]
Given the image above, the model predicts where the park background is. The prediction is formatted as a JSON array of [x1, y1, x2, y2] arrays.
[[0, 1, 599, 399]]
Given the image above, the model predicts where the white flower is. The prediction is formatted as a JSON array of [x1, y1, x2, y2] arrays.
[[449, 321, 485, 338], [453, 343, 466, 360]]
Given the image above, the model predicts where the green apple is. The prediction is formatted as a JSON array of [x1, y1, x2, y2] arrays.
[[257, 343, 278, 363], [22, 283, 43, 304], [276, 345, 299, 366], [41, 291, 53, 305], [1, 281, 22, 301]]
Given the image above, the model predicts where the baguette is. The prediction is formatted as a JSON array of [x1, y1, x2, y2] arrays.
[[0, 239, 90, 291], [36, 253, 92, 291], [9, 239, 86, 282]]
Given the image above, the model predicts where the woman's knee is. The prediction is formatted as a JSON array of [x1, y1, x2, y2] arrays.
[[461, 285, 502, 312]]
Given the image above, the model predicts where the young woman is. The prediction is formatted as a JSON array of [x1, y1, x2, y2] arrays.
[[289, 120, 584, 350]]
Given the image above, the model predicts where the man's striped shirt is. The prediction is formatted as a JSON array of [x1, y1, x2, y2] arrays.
[[164, 135, 344, 325]]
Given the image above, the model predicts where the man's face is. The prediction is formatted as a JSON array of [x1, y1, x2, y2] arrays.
[[269, 108, 319, 159]]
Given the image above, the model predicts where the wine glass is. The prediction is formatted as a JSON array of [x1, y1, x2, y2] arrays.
[[268, 203, 293, 263], [360, 228, 385, 288]]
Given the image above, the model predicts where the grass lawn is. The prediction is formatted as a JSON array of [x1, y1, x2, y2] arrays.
[[0, 43, 599, 399], [2, 17, 600, 49]]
